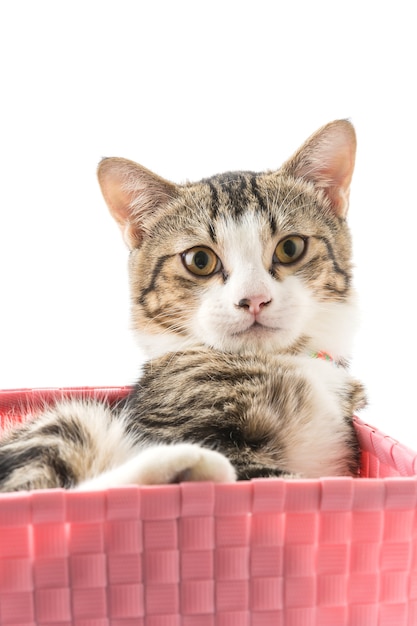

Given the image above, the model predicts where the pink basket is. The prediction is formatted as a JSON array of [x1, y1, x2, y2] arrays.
[[1, 387, 417, 626]]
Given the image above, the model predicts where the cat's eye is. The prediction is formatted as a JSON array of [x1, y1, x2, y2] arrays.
[[274, 236, 307, 265], [182, 247, 222, 276]]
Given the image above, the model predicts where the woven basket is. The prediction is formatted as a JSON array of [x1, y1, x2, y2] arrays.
[[0, 387, 417, 626]]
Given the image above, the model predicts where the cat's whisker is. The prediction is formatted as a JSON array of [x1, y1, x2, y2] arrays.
[[140, 313, 199, 343]]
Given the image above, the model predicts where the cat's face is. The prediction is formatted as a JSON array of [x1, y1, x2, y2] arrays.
[[98, 120, 358, 360]]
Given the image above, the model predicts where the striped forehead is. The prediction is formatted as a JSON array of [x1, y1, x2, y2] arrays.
[[202, 171, 277, 234]]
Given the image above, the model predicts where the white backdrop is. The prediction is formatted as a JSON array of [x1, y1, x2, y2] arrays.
[[1, 1, 416, 445]]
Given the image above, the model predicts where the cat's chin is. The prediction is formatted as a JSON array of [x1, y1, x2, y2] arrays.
[[135, 327, 287, 358], [231, 321, 280, 337], [213, 327, 296, 355], [226, 323, 283, 350]]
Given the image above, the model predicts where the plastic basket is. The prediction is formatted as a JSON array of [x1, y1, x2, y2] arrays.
[[0, 386, 417, 626]]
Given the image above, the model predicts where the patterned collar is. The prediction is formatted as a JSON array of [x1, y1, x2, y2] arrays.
[[311, 350, 334, 363]]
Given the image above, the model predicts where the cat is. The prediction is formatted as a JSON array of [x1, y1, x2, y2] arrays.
[[0, 119, 366, 491]]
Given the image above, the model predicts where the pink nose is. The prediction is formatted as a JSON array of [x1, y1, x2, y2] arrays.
[[237, 295, 272, 315]]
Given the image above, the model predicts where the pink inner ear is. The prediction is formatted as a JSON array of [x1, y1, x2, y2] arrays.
[[101, 178, 133, 229], [290, 121, 357, 217], [98, 159, 135, 226], [97, 158, 178, 249]]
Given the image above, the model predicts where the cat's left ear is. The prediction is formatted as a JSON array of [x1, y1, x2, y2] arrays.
[[97, 157, 178, 248], [282, 119, 356, 217]]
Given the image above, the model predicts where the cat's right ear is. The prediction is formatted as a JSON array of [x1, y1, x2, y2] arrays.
[[97, 158, 178, 248]]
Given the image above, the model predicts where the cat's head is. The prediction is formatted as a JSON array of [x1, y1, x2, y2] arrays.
[[98, 120, 358, 360]]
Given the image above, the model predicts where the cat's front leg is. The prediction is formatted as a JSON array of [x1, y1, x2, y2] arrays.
[[77, 443, 236, 490]]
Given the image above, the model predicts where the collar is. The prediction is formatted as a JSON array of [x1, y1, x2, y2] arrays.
[[310, 350, 334, 363]]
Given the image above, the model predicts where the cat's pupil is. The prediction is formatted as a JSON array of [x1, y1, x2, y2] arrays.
[[283, 239, 297, 257], [194, 251, 209, 269]]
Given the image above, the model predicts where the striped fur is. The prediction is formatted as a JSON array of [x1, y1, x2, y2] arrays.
[[0, 120, 366, 491]]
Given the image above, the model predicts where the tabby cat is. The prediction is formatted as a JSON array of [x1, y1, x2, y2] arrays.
[[0, 120, 366, 491]]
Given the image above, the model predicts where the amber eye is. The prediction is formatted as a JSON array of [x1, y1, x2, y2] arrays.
[[182, 247, 221, 276], [274, 236, 307, 264]]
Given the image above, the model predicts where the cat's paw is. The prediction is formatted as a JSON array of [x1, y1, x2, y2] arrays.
[[136, 443, 237, 484], [77, 443, 236, 489]]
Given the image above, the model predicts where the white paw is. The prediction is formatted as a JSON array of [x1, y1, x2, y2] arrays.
[[76, 443, 236, 490], [135, 443, 237, 484]]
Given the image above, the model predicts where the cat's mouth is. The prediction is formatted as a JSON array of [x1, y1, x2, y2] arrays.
[[233, 321, 279, 337]]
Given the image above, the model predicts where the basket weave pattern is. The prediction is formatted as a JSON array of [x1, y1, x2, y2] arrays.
[[1, 387, 417, 626]]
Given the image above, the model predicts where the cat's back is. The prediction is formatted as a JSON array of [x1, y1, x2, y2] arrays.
[[125, 349, 364, 479]]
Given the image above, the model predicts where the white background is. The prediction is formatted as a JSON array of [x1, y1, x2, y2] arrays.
[[1, 1, 416, 445]]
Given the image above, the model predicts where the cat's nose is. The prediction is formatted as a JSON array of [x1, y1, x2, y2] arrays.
[[237, 295, 272, 315]]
